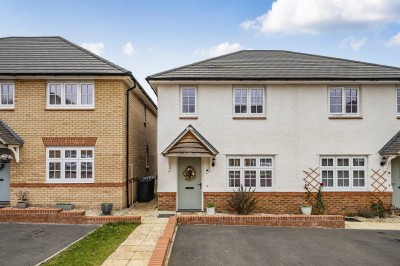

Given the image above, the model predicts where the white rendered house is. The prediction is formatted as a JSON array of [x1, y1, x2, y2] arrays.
[[147, 50, 400, 214]]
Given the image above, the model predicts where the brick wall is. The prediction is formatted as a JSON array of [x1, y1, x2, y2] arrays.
[[158, 192, 177, 210], [0, 79, 156, 210], [127, 88, 157, 205], [204, 192, 392, 215], [158, 191, 392, 215]]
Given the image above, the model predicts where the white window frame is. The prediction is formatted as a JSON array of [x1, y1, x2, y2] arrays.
[[46, 82, 95, 109], [233, 87, 265, 115], [320, 156, 367, 191], [328, 86, 360, 115], [0, 82, 15, 109], [180, 86, 197, 115], [46, 147, 95, 183], [227, 156, 274, 191]]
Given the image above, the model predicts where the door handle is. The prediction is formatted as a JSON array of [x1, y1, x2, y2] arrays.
[[197, 183, 202, 188], [0, 179, 3, 181]]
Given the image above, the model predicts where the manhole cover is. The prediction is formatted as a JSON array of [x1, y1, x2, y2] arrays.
[[158, 214, 175, 218]]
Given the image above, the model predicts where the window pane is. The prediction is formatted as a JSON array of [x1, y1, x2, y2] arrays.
[[244, 158, 256, 167], [229, 170, 241, 187], [65, 150, 77, 158], [321, 158, 333, 167], [337, 170, 350, 187], [1, 84, 13, 105], [250, 89, 263, 114], [49, 150, 61, 158], [353, 158, 365, 167], [49, 84, 62, 105], [337, 158, 349, 166], [260, 158, 272, 167], [345, 89, 358, 114], [322, 170, 334, 187], [182, 88, 195, 114], [228, 158, 240, 167], [329, 88, 342, 113], [260, 170, 272, 187], [49, 162, 61, 179], [244, 170, 256, 187], [353, 170, 365, 187], [234, 89, 247, 114], [65, 162, 77, 178], [65, 84, 77, 105], [81, 150, 93, 158]]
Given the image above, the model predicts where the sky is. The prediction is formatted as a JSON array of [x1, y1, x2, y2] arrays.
[[1, 0, 400, 102]]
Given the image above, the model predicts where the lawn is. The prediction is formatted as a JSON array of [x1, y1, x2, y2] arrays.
[[42, 222, 138, 266]]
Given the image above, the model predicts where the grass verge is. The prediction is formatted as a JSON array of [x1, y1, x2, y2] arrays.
[[42, 222, 138, 266]]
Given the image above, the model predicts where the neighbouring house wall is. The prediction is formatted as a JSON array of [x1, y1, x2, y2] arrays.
[[157, 83, 395, 212], [1, 79, 128, 210], [127, 86, 158, 205]]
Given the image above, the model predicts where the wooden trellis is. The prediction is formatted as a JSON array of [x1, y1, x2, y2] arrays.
[[370, 169, 388, 200], [303, 167, 320, 202]]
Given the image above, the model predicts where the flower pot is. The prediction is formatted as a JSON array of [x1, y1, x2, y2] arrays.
[[16, 202, 27, 209], [206, 207, 216, 215], [55, 203, 74, 211], [301, 206, 312, 215], [101, 203, 113, 215]]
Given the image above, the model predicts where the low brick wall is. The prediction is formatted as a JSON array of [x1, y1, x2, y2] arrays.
[[158, 192, 177, 211], [0, 208, 141, 224], [149, 216, 177, 266], [177, 215, 345, 229]]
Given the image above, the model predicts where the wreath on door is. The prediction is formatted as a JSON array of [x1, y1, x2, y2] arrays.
[[183, 166, 196, 181]]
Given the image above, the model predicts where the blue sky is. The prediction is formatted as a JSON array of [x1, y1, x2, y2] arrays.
[[1, 0, 400, 101]]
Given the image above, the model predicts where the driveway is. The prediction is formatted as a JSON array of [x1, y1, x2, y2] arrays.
[[0, 223, 98, 266], [169, 225, 400, 266]]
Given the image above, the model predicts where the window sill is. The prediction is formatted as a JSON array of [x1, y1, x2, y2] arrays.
[[233, 116, 267, 120], [45, 108, 95, 111], [0, 108, 14, 111], [46, 181, 95, 184], [328, 115, 363, 120], [179, 116, 198, 120]]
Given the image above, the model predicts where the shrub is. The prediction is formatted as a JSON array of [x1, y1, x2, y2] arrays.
[[370, 200, 392, 218], [226, 185, 259, 215], [206, 202, 216, 208], [313, 183, 326, 215], [358, 209, 375, 218]]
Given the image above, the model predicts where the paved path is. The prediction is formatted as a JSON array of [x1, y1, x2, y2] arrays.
[[102, 199, 173, 266], [346, 221, 400, 230], [0, 223, 97, 266], [169, 225, 400, 266]]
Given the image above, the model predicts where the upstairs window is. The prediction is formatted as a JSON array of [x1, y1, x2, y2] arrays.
[[47, 82, 94, 108], [397, 88, 400, 114], [328, 87, 359, 115], [181, 87, 196, 114], [234, 87, 264, 115], [0, 83, 14, 108]]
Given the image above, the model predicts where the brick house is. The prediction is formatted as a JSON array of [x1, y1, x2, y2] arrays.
[[0, 36, 157, 210], [147, 50, 400, 214]]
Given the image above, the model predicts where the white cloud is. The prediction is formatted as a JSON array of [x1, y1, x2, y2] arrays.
[[122, 42, 136, 56], [81, 42, 105, 56], [194, 42, 243, 58], [241, 0, 400, 34], [341, 37, 368, 50], [386, 32, 400, 47]]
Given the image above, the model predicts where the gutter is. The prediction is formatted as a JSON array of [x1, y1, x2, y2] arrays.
[[126, 81, 136, 208]]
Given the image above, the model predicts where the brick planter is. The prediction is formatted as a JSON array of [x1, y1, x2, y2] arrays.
[[177, 215, 344, 229], [0, 208, 141, 224]]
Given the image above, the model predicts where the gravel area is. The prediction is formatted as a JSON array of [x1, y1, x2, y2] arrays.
[[353, 215, 400, 223]]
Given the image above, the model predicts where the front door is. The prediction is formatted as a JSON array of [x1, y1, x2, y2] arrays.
[[0, 163, 10, 202], [178, 157, 202, 210], [391, 157, 400, 209]]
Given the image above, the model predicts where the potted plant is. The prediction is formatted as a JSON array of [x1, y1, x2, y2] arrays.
[[0, 154, 12, 170], [301, 184, 312, 215], [55, 203, 74, 211], [206, 202, 216, 215], [101, 203, 113, 215], [14, 190, 29, 209]]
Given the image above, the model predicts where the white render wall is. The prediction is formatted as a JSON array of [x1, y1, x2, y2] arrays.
[[157, 83, 397, 193]]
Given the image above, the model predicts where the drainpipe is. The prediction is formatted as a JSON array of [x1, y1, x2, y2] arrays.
[[126, 80, 136, 208]]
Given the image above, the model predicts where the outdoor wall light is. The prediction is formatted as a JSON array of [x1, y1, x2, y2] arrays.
[[380, 157, 387, 166], [212, 157, 216, 167]]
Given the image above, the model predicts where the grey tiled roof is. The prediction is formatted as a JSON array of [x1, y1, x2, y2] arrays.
[[379, 131, 400, 155], [147, 50, 400, 81], [0, 120, 24, 145], [0, 36, 130, 75]]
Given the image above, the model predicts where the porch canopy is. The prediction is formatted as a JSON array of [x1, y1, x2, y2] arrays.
[[0, 120, 24, 162], [379, 130, 400, 156], [162, 125, 218, 157]]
